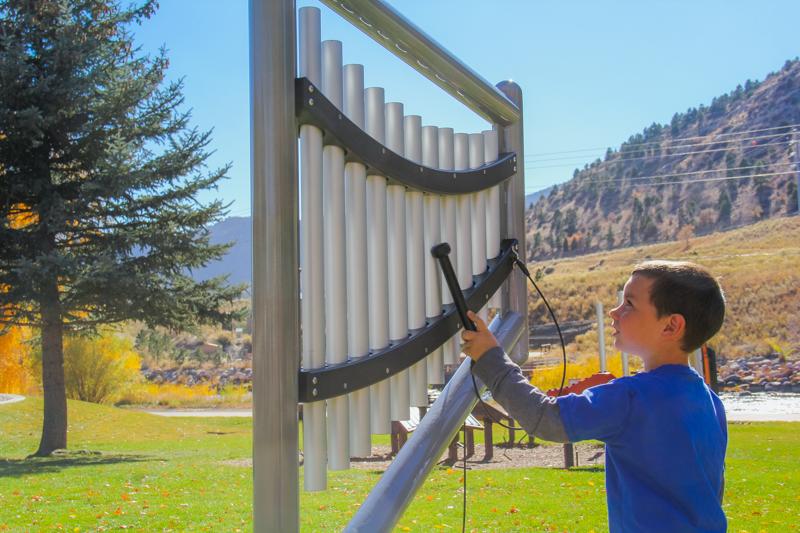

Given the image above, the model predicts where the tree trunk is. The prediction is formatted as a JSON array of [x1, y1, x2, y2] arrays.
[[34, 282, 67, 456]]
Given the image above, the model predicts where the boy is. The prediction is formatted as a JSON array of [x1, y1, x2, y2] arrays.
[[463, 260, 727, 532]]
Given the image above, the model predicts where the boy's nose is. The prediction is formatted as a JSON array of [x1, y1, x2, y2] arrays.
[[609, 305, 620, 319]]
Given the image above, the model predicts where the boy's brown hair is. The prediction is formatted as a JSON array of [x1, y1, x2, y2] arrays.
[[631, 260, 725, 352]]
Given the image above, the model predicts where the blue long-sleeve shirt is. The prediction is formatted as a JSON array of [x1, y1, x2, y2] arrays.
[[473, 347, 727, 532]]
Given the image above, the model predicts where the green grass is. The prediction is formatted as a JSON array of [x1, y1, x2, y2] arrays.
[[1, 398, 798, 532]]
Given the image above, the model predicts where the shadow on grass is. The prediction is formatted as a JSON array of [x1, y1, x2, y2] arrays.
[[0, 451, 157, 479]]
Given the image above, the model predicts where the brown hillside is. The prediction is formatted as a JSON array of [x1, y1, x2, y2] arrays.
[[526, 215, 800, 360]]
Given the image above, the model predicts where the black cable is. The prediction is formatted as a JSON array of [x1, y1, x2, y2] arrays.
[[469, 254, 568, 435], [460, 254, 569, 533]]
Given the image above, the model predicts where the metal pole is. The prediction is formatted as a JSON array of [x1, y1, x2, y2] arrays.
[[322, 39, 350, 471], [344, 63, 371, 458], [484, 129, 502, 310], [422, 125, 445, 385], [405, 114, 428, 407], [438, 128, 460, 368], [298, 4, 327, 493], [365, 87, 392, 435], [250, 0, 298, 530], [345, 312, 525, 533], [596, 301, 607, 373], [794, 128, 799, 214], [690, 348, 705, 378], [495, 81, 527, 365], [386, 101, 410, 421], [454, 133, 473, 295], [618, 290, 630, 376]]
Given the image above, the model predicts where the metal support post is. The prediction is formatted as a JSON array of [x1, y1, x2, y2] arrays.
[[596, 301, 607, 373], [496, 81, 527, 365], [250, 0, 299, 531]]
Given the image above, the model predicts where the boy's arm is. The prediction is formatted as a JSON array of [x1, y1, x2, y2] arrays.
[[472, 346, 570, 443]]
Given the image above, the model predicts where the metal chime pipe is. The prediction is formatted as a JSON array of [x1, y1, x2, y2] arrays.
[[438, 128, 459, 367], [454, 133, 472, 293], [468, 133, 487, 321], [298, 6, 326, 492], [344, 63, 371, 458], [422, 125, 444, 385], [365, 87, 392, 435], [322, 39, 350, 470], [404, 115, 428, 407], [484, 129, 502, 310], [385, 101, 410, 422]]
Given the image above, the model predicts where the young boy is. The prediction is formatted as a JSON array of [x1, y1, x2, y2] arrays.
[[463, 260, 727, 532]]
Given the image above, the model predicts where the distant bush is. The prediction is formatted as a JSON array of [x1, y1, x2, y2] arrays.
[[61, 332, 141, 404]]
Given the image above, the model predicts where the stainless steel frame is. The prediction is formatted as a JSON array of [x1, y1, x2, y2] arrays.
[[319, 0, 520, 126], [251, 0, 528, 530]]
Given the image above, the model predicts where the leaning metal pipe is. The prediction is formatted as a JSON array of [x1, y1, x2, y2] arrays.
[[319, 0, 519, 126], [345, 311, 525, 533]]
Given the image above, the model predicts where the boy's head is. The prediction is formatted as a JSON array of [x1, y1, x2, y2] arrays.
[[610, 261, 725, 358]]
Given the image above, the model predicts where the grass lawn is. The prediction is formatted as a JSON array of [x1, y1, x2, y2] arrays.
[[1, 398, 798, 531]]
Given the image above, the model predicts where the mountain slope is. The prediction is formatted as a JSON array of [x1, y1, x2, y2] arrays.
[[527, 59, 800, 260]]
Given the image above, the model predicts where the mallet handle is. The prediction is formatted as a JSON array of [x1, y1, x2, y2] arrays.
[[431, 242, 476, 332]]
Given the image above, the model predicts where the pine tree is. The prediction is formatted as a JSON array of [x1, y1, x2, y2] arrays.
[[0, 0, 243, 455]]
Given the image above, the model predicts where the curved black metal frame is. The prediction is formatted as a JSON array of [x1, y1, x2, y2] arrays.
[[295, 77, 517, 195], [298, 239, 518, 403]]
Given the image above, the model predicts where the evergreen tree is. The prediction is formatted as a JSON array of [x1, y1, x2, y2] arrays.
[[0, 0, 243, 455], [717, 189, 732, 225]]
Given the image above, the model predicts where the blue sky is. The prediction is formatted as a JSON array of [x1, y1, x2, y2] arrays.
[[133, 1, 800, 218]]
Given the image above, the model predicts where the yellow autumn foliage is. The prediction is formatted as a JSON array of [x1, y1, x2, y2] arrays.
[[0, 326, 36, 394], [58, 331, 142, 404]]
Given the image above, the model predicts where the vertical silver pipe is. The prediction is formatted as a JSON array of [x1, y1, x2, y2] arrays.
[[405, 115, 428, 407], [596, 300, 607, 373], [422, 125, 444, 385], [298, 5, 326, 493], [468, 133, 488, 322], [618, 290, 630, 376], [691, 348, 705, 378], [496, 81, 528, 365], [322, 39, 350, 470], [484, 129, 502, 310], [438, 128, 459, 367], [344, 63, 371, 458], [454, 133, 472, 293], [386, 102, 410, 421], [365, 87, 392, 435], [251, 0, 299, 529], [469, 133, 487, 278]]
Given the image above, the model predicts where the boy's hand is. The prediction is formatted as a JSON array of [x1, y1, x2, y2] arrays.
[[461, 310, 499, 362]]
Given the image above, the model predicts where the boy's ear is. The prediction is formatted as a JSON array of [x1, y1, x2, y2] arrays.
[[661, 313, 686, 341]]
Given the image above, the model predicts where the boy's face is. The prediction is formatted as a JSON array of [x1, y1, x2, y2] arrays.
[[609, 274, 666, 357]]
